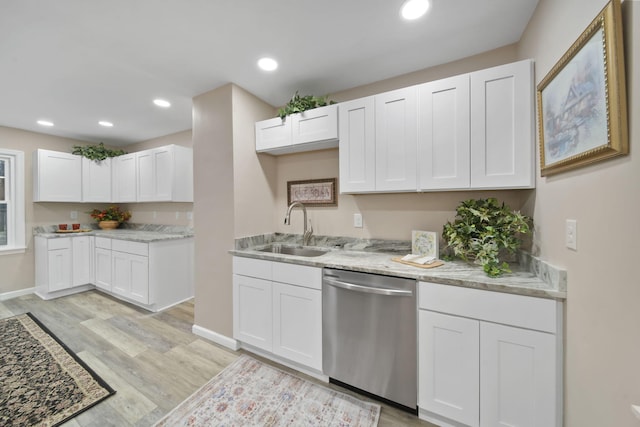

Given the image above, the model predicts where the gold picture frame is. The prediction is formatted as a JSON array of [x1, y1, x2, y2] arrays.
[[537, 0, 628, 176], [287, 178, 337, 207]]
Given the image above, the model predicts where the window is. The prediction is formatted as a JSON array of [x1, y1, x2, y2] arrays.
[[0, 149, 25, 254]]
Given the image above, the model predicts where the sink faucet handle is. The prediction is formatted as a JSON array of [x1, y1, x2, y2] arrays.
[[303, 220, 314, 246]]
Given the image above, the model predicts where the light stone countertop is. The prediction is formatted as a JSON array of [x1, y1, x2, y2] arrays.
[[230, 234, 567, 300], [34, 224, 194, 243]]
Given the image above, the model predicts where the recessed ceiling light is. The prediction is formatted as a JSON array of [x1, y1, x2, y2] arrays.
[[98, 121, 114, 127], [153, 99, 171, 108], [257, 57, 278, 71], [400, 0, 430, 20], [37, 120, 54, 127]]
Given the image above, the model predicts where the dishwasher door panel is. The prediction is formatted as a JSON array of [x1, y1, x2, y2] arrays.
[[322, 269, 417, 409]]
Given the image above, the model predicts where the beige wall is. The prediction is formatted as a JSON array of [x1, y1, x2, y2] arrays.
[[192, 83, 276, 337], [0, 126, 101, 294], [518, 0, 640, 425]]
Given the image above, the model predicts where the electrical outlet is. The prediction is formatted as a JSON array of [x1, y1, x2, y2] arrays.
[[175, 211, 180, 220], [186, 211, 193, 221], [152, 211, 157, 219], [565, 219, 577, 250], [353, 213, 363, 228], [70, 211, 78, 220]]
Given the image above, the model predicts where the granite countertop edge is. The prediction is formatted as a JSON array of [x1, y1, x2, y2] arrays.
[[230, 234, 567, 300], [34, 224, 194, 243]]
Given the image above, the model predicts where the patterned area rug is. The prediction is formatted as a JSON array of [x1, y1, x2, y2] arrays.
[[155, 354, 381, 426], [0, 313, 115, 426]]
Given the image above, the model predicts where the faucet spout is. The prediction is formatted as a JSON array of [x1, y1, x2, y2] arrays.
[[284, 202, 312, 245]]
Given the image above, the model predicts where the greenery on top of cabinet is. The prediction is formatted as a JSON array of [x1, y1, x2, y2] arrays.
[[443, 198, 531, 278], [277, 91, 335, 119], [72, 142, 126, 162]]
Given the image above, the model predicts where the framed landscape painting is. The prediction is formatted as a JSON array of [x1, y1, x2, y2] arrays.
[[537, 0, 628, 176]]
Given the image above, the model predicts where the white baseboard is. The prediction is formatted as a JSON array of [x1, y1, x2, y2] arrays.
[[192, 324, 239, 351], [0, 287, 35, 301]]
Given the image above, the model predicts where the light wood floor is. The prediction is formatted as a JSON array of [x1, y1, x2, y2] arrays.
[[0, 291, 435, 427]]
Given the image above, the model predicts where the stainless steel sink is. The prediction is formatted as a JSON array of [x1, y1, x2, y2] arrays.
[[257, 244, 328, 257]]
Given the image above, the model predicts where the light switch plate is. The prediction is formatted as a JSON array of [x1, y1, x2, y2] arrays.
[[353, 213, 363, 228], [70, 211, 78, 220], [565, 219, 577, 250]]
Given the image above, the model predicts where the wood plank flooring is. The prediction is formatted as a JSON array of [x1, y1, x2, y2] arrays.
[[0, 291, 435, 427]]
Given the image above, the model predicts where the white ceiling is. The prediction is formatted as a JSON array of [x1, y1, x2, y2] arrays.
[[0, 0, 538, 147]]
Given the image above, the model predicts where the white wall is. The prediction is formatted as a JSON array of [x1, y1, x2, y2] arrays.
[[518, 0, 639, 425]]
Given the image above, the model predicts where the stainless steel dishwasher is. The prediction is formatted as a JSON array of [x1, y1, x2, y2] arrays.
[[322, 268, 417, 412]]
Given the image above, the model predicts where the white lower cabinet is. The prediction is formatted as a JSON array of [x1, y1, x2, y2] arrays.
[[36, 235, 194, 312], [233, 273, 273, 350], [233, 256, 322, 373], [112, 250, 149, 305], [418, 282, 562, 427], [35, 236, 93, 299]]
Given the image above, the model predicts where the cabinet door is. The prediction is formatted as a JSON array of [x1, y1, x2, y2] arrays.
[[338, 96, 376, 193], [232, 274, 272, 351], [255, 116, 291, 152], [480, 322, 557, 427], [153, 146, 173, 201], [34, 150, 82, 202], [292, 104, 338, 145], [82, 157, 111, 202], [72, 236, 92, 287], [128, 253, 149, 304], [47, 247, 72, 292], [470, 59, 534, 189], [419, 310, 480, 427], [112, 251, 149, 304], [94, 248, 112, 290], [272, 282, 322, 370], [375, 87, 418, 191], [136, 149, 155, 202], [112, 154, 137, 202], [418, 75, 471, 190]]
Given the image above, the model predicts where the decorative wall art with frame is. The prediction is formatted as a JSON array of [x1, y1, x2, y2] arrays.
[[287, 178, 337, 207], [536, 0, 628, 176]]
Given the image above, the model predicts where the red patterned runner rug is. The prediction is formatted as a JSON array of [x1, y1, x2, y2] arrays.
[[0, 313, 115, 426], [155, 354, 381, 426]]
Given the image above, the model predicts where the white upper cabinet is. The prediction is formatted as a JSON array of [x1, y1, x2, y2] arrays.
[[417, 74, 471, 190], [338, 97, 376, 193], [255, 116, 291, 152], [112, 153, 137, 202], [470, 59, 535, 189], [136, 145, 193, 202], [33, 149, 82, 202], [255, 104, 338, 155], [82, 157, 112, 202], [375, 87, 418, 192], [339, 59, 535, 194]]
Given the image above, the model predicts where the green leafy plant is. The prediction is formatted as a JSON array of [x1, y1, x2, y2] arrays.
[[442, 198, 531, 277], [277, 91, 336, 119], [72, 142, 126, 162], [88, 206, 132, 223]]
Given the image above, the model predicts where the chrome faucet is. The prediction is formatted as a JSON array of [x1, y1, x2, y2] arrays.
[[284, 201, 313, 246]]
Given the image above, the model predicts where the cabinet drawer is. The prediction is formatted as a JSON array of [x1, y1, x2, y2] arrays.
[[233, 256, 272, 280], [112, 239, 148, 256], [418, 282, 558, 333], [48, 238, 71, 250], [272, 263, 321, 290], [95, 237, 111, 249]]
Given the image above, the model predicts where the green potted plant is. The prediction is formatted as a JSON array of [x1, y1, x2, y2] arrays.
[[442, 198, 531, 277], [72, 142, 126, 162], [277, 91, 336, 119], [89, 206, 132, 229]]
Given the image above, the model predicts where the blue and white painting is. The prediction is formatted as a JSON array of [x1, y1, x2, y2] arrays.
[[541, 28, 608, 165]]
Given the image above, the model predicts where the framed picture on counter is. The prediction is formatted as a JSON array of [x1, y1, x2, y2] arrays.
[[287, 178, 337, 207], [536, 0, 628, 176]]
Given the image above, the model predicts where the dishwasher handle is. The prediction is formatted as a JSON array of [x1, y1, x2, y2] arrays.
[[323, 277, 413, 297]]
